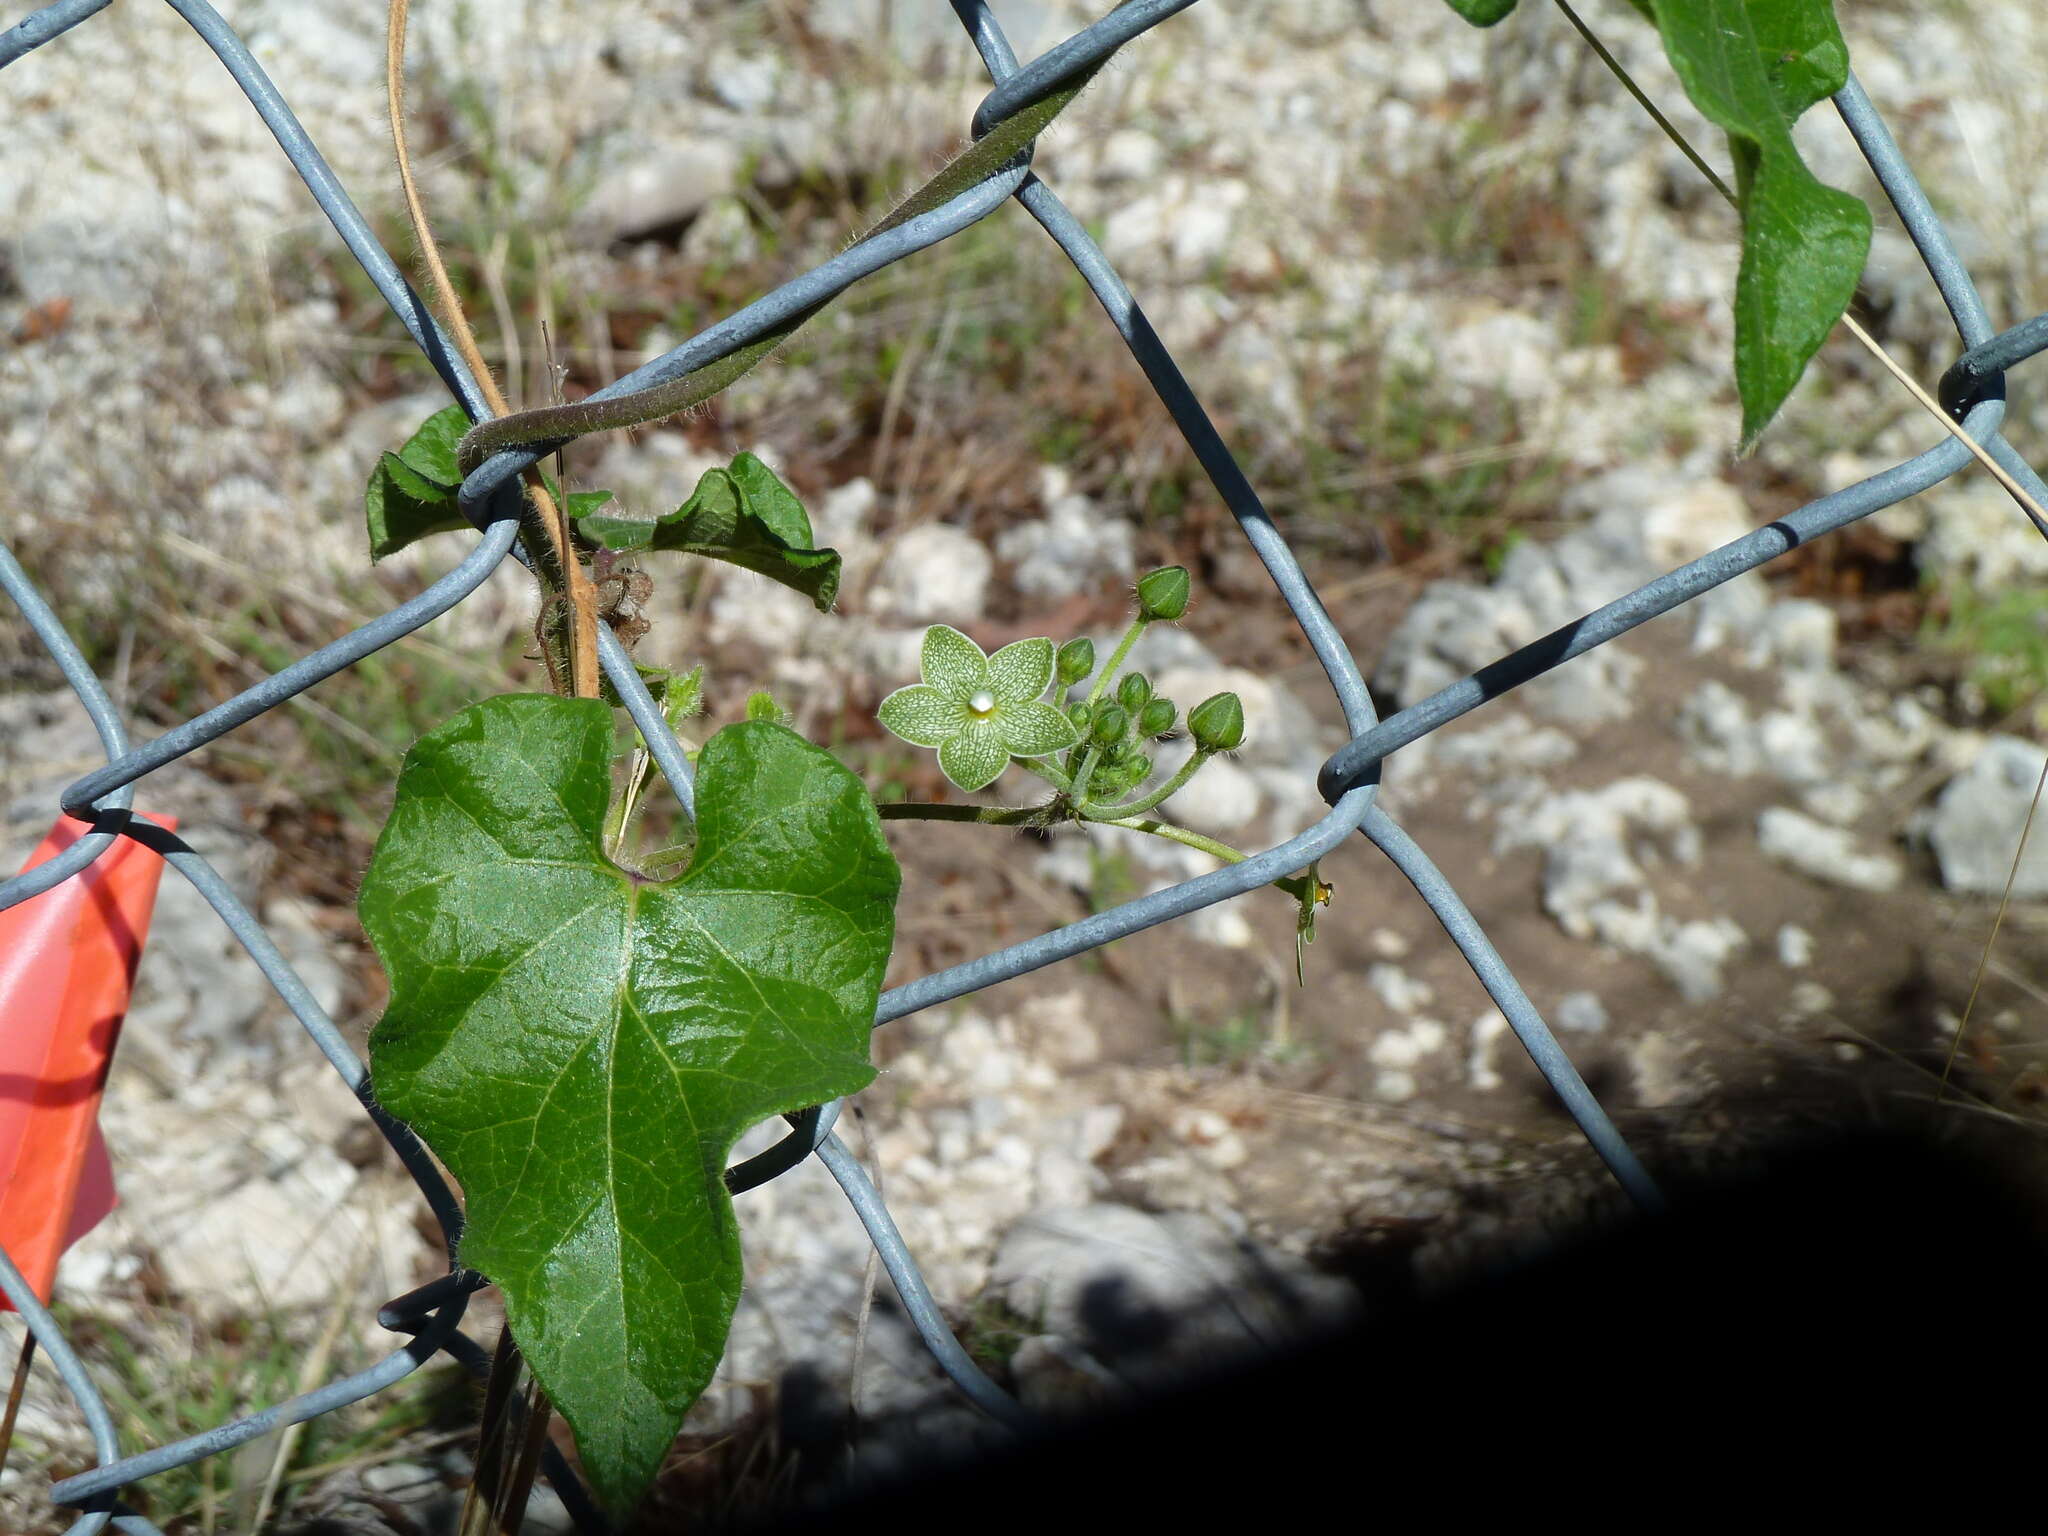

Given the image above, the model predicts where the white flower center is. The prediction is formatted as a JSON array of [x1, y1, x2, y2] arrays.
[[967, 690, 998, 718]]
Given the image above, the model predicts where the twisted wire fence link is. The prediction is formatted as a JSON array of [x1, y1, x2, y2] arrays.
[[3, 0, 2045, 1526]]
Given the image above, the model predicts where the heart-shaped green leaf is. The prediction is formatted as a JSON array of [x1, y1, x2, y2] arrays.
[[361, 696, 898, 1512], [578, 452, 842, 612]]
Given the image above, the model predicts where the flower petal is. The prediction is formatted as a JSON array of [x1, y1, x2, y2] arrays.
[[997, 700, 1081, 759], [920, 624, 989, 702], [987, 636, 1055, 706], [878, 684, 968, 748], [937, 722, 1009, 792]]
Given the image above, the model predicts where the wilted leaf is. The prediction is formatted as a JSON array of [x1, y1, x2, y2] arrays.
[[579, 452, 841, 612], [365, 405, 470, 560]]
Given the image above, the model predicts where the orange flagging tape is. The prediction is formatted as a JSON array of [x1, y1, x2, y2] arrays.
[[0, 815, 173, 1307]]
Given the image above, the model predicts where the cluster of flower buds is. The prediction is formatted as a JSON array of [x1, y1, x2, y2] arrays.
[[1062, 663, 1183, 803], [1045, 567, 1244, 815]]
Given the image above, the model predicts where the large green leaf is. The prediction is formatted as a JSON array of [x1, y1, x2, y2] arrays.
[[1644, 0, 1868, 446], [1437, 0, 1869, 446], [361, 697, 898, 1512], [578, 452, 842, 612]]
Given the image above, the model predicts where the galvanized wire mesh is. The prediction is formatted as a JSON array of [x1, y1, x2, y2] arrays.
[[4, 0, 2047, 1530]]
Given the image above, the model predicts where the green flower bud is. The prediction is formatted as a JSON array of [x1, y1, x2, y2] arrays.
[[1116, 672, 1152, 714], [1135, 565, 1191, 622], [1187, 691, 1245, 753], [1091, 705, 1129, 747], [1067, 700, 1094, 729], [1138, 697, 1177, 739], [1101, 750, 1151, 797], [1056, 637, 1096, 687]]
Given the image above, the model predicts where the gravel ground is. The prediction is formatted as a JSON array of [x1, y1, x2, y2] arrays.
[[6, 1, 2048, 1530]]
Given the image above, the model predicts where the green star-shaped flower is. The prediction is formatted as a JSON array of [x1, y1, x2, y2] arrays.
[[878, 625, 1080, 792]]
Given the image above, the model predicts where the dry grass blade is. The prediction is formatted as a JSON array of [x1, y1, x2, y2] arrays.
[[0, 1331, 34, 1481], [385, 0, 600, 700], [1935, 751, 2048, 1109]]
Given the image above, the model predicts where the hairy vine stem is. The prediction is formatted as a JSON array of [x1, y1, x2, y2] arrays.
[[385, 0, 601, 699]]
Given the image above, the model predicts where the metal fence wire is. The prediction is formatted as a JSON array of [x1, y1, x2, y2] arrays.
[[4, 0, 2048, 1529]]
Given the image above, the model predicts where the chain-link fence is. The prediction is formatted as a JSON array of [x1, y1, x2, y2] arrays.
[[4, 0, 2047, 1530]]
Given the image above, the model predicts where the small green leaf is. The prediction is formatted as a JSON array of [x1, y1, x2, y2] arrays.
[[1440, 0, 1519, 24], [663, 664, 706, 728], [725, 451, 814, 549], [745, 690, 790, 724], [600, 659, 686, 715], [579, 454, 840, 612], [1638, 0, 1870, 445], [365, 406, 471, 560], [362, 698, 898, 1513]]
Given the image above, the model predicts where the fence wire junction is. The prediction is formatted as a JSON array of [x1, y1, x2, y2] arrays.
[[4, 0, 2048, 1531]]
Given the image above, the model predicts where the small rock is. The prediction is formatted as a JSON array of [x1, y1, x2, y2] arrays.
[[1757, 807, 1903, 892], [580, 140, 741, 242], [1153, 751, 1261, 835], [1777, 925, 1815, 968], [994, 466, 1134, 602], [1014, 990, 1101, 1070], [986, 1205, 1355, 1384], [1628, 1031, 1700, 1109], [1373, 1069, 1418, 1103], [1369, 1018, 1447, 1069], [1555, 992, 1608, 1034], [1367, 963, 1434, 1015], [1784, 981, 1836, 1021], [1468, 1008, 1510, 1090], [1924, 736, 2048, 897], [866, 522, 993, 625]]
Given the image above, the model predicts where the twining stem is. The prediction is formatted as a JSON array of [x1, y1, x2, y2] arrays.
[[877, 803, 1045, 826], [1095, 813, 1323, 905], [385, 0, 601, 699], [1551, 0, 2048, 536], [878, 802, 1318, 905], [1084, 747, 1212, 820]]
